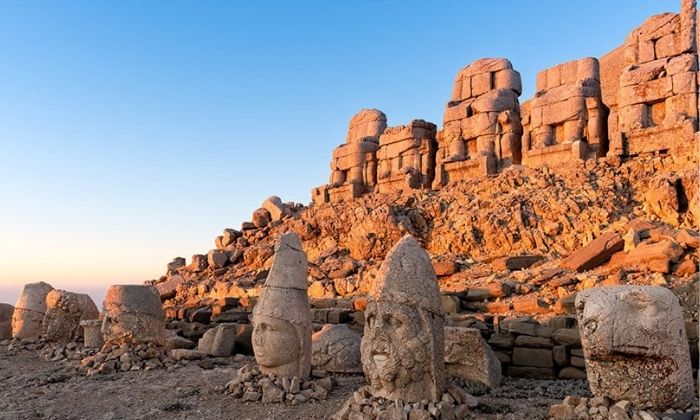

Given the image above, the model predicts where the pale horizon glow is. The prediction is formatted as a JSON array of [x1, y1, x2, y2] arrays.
[[0, 0, 682, 305]]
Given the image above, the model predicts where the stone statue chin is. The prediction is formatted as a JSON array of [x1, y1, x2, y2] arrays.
[[361, 299, 442, 402], [252, 315, 304, 378]]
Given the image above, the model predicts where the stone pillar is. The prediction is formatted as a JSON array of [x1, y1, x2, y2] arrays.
[[80, 319, 104, 348]]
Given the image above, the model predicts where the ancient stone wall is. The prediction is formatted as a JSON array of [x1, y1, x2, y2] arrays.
[[310, 2, 698, 204], [610, 0, 698, 157], [521, 58, 608, 168]]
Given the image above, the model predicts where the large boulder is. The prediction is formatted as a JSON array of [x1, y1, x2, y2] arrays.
[[12, 282, 54, 340], [560, 232, 624, 272], [312, 324, 362, 373], [42, 290, 99, 343], [576, 286, 694, 410], [197, 323, 236, 357], [444, 326, 502, 389]]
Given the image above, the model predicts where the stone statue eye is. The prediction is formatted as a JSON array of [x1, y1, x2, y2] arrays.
[[388, 316, 401, 328]]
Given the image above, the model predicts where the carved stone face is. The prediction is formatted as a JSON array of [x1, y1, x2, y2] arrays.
[[361, 300, 438, 401], [101, 311, 164, 346], [252, 315, 301, 375]]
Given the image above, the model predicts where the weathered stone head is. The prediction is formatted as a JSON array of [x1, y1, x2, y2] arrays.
[[312, 324, 362, 374], [361, 235, 445, 402], [101, 285, 165, 346], [346, 109, 387, 144], [42, 290, 99, 343], [12, 281, 54, 340], [576, 286, 694, 410], [252, 233, 312, 378]]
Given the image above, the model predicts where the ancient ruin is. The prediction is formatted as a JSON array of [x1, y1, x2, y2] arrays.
[[101, 285, 166, 346], [251, 232, 312, 379], [42, 289, 99, 343], [435, 58, 523, 185], [521, 58, 608, 167], [376, 120, 437, 193], [11, 281, 54, 340], [312, 109, 386, 204], [0, 304, 13, 340], [311, 324, 362, 374], [575, 286, 695, 411], [360, 235, 445, 403]]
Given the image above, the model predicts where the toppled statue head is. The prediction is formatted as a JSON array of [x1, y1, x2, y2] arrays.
[[576, 286, 694, 410], [361, 235, 445, 403], [101, 285, 165, 346], [252, 233, 312, 378], [42, 290, 99, 343]]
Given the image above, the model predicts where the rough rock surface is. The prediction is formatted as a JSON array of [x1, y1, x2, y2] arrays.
[[575, 286, 694, 410], [12, 282, 54, 340], [444, 326, 502, 389], [42, 290, 99, 343], [102, 285, 166, 346], [311, 324, 362, 374]]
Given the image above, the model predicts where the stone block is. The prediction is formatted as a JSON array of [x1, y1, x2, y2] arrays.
[[511, 347, 554, 368], [444, 327, 502, 388], [506, 366, 555, 379], [312, 324, 362, 373], [560, 232, 624, 272], [558, 367, 587, 380]]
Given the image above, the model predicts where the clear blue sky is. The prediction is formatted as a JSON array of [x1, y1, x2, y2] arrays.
[[0, 0, 682, 305]]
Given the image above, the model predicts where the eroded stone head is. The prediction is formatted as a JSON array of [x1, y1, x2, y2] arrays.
[[575, 286, 694, 410], [101, 285, 165, 346], [361, 235, 445, 403], [252, 233, 312, 378], [42, 289, 99, 343], [12, 281, 54, 340]]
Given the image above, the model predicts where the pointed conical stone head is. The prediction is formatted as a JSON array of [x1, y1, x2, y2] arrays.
[[252, 232, 312, 378], [361, 235, 445, 402]]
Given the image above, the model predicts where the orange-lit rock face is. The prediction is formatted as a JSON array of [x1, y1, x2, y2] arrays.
[[434, 58, 523, 187], [376, 120, 437, 194], [612, 5, 698, 157]]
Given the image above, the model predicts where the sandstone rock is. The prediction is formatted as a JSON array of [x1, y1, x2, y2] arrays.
[[154, 274, 184, 301], [165, 330, 195, 350], [252, 207, 271, 228], [361, 235, 445, 403], [561, 232, 624, 272], [624, 239, 684, 273], [170, 348, 206, 361], [42, 289, 99, 343], [262, 196, 287, 221], [312, 324, 362, 373], [444, 326, 501, 389], [102, 285, 165, 346], [197, 323, 236, 357], [576, 286, 694, 410], [252, 233, 312, 379], [0, 303, 13, 340], [222, 228, 241, 247], [12, 281, 54, 340], [189, 254, 208, 272], [207, 249, 228, 269], [645, 175, 682, 225], [166, 257, 186, 273]]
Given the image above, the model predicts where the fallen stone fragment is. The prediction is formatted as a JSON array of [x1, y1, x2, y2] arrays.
[[42, 290, 99, 343], [444, 326, 501, 389], [12, 281, 54, 340], [311, 324, 362, 374], [561, 232, 624, 272]]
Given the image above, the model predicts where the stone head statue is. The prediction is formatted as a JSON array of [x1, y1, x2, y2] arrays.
[[101, 285, 165, 346], [42, 289, 99, 343], [12, 281, 54, 340], [252, 233, 312, 378], [361, 235, 445, 403], [576, 286, 694, 410]]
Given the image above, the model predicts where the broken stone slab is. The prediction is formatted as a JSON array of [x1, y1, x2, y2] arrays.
[[576, 286, 694, 410], [207, 249, 229, 269], [444, 326, 501, 389], [12, 281, 54, 340], [170, 348, 206, 361], [492, 255, 544, 271], [311, 324, 362, 374], [165, 329, 195, 350], [560, 232, 624, 272], [262, 196, 288, 221]]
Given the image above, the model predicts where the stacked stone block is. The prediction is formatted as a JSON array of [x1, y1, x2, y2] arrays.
[[376, 119, 437, 193], [434, 58, 523, 187], [521, 58, 608, 167]]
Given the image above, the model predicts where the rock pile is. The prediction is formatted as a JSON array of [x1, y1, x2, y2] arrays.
[[79, 342, 174, 376], [225, 363, 334, 404], [549, 396, 699, 420]]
